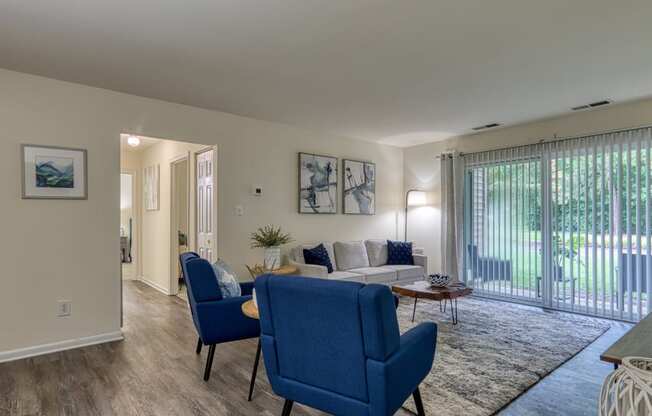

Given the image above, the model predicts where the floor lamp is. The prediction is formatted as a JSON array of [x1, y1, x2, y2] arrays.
[[404, 189, 426, 241]]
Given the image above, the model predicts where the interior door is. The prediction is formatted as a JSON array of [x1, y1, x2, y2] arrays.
[[196, 148, 216, 262]]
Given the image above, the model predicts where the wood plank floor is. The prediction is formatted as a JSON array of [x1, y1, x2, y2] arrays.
[[0, 280, 630, 416]]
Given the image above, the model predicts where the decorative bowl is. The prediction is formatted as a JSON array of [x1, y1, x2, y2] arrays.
[[429, 274, 451, 287]]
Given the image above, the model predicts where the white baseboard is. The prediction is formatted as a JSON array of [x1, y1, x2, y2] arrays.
[[139, 276, 172, 295], [0, 331, 124, 363]]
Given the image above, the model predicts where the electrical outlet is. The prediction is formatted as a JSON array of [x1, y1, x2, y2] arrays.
[[57, 300, 72, 317]]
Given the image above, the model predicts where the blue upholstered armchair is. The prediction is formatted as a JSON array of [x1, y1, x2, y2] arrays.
[[255, 275, 437, 416], [179, 253, 259, 381]]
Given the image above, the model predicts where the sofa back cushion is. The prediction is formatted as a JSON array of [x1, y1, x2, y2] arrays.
[[365, 239, 388, 267], [303, 244, 334, 274], [334, 241, 370, 270]]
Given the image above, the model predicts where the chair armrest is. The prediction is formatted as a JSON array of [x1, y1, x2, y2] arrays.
[[194, 296, 260, 344], [413, 254, 428, 275], [366, 323, 437, 415], [289, 260, 328, 279], [239, 281, 254, 296]]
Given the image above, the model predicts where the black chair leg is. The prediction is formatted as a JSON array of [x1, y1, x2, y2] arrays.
[[281, 400, 294, 416], [203, 344, 216, 381], [248, 338, 262, 401], [413, 387, 425, 416], [196, 337, 203, 354]]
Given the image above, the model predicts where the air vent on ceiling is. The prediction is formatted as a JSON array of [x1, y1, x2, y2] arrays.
[[572, 100, 612, 111], [472, 123, 501, 131]]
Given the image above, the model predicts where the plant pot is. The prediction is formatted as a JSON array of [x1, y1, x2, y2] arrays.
[[264, 246, 281, 270], [600, 356, 652, 415]]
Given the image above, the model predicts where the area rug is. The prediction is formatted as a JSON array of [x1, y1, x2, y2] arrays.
[[397, 296, 611, 415]]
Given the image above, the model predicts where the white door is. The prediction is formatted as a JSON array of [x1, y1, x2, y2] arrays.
[[196, 149, 216, 262]]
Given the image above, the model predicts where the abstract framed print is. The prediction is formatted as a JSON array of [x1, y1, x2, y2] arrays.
[[298, 152, 338, 214], [343, 159, 375, 215]]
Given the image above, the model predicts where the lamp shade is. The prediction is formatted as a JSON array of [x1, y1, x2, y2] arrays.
[[407, 191, 427, 206]]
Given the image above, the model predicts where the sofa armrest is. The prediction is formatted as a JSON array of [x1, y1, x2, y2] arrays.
[[413, 254, 428, 275], [289, 260, 328, 279], [194, 296, 260, 344]]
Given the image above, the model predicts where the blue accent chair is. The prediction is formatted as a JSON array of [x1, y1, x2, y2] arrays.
[[180, 253, 259, 381], [255, 275, 437, 416]]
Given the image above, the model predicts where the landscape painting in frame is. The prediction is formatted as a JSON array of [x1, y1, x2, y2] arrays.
[[298, 152, 338, 214], [22, 144, 87, 199], [343, 159, 375, 215]]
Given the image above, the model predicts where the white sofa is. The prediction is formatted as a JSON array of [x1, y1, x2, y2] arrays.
[[289, 240, 427, 285]]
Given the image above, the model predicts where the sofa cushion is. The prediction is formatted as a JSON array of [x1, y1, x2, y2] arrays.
[[383, 264, 424, 281], [387, 240, 414, 265], [334, 241, 370, 271], [292, 242, 336, 266], [348, 267, 397, 284], [365, 239, 388, 267], [328, 271, 365, 283], [303, 244, 334, 274]]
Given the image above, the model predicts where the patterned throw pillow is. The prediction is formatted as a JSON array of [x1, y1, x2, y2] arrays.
[[386, 240, 414, 265], [211, 259, 242, 298], [303, 243, 334, 274]]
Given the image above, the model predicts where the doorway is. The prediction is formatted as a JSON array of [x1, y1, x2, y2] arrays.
[[120, 172, 137, 280], [170, 156, 190, 296]]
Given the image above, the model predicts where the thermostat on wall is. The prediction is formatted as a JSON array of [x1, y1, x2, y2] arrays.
[[251, 185, 263, 197]]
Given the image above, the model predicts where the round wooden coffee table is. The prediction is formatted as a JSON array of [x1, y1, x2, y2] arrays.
[[392, 280, 472, 325]]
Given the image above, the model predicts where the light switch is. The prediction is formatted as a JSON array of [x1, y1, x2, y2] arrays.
[[235, 205, 244, 216]]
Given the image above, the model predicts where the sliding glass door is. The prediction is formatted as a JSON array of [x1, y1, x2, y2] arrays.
[[463, 128, 651, 322], [464, 152, 543, 304]]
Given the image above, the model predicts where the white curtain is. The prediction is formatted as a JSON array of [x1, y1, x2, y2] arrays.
[[440, 153, 465, 281]]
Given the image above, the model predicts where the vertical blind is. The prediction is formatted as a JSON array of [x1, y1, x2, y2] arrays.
[[462, 127, 652, 322]]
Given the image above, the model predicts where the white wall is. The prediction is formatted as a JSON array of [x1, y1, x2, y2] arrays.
[[404, 97, 652, 272], [0, 68, 404, 356]]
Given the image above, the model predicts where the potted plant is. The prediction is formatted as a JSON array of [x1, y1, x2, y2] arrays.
[[250, 225, 293, 270]]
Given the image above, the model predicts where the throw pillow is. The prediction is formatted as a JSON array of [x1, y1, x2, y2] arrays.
[[386, 240, 414, 265], [211, 259, 242, 298], [303, 243, 334, 273]]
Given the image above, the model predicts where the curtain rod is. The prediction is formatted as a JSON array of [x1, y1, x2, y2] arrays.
[[434, 122, 652, 159]]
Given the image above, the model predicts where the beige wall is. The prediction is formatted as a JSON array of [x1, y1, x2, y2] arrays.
[[404, 97, 652, 272], [0, 68, 404, 355]]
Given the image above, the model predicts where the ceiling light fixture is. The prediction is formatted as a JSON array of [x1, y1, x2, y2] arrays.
[[127, 135, 141, 147]]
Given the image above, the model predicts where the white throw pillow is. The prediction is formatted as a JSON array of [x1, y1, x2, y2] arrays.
[[365, 239, 388, 267], [333, 241, 370, 271]]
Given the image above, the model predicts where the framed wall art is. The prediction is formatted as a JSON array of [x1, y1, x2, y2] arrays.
[[21, 144, 87, 199]]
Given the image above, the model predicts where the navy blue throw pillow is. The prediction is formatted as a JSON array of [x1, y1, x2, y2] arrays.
[[303, 244, 334, 273], [386, 240, 414, 265]]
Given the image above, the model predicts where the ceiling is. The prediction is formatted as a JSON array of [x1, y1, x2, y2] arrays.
[[2, 1, 652, 147]]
